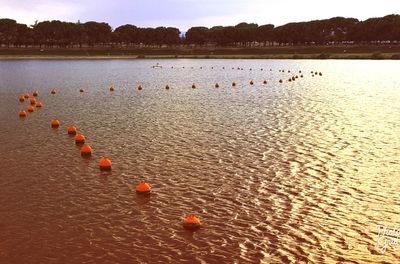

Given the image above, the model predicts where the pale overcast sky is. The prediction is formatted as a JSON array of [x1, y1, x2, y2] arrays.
[[0, 0, 399, 30]]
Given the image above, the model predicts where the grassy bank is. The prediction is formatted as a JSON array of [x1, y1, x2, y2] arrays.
[[1, 45, 400, 59]]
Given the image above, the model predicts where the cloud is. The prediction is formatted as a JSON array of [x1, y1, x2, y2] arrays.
[[0, 0, 82, 25]]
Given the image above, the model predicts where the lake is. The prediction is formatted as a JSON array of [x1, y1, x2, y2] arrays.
[[0, 59, 399, 263]]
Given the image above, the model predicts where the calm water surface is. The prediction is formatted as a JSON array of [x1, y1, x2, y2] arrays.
[[0, 59, 399, 263]]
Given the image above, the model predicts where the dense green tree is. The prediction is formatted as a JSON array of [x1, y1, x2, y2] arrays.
[[0, 19, 18, 46], [164, 27, 180, 45], [114, 24, 139, 46], [82, 21, 112, 46], [349, 14, 400, 42], [235, 22, 259, 46], [272, 17, 358, 45], [185, 27, 209, 45], [14, 23, 32, 46], [0, 15, 398, 48], [257, 24, 274, 45]]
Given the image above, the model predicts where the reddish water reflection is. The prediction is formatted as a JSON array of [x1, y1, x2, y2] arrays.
[[0, 59, 399, 263]]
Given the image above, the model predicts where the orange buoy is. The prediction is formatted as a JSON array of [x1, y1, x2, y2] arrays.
[[136, 180, 151, 194], [279, 79, 283, 83], [250, 80, 254, 85], [99, 156, 112, 171], [32, 91, 38, 97], [35, 101, 42, 107], [110, 85, 115, 91], [263, 80, 267, 84], [165, 85, 170, 90], [51, 89, 56, 94], [67, 125, 77, 135], [232, 82, 236, 87], [80, 143, 92, 157], [215, 83, 219, 88], [19, 110, 27, 117], [288, 79, 292, 82], [192, 83, 196, 89], [75, 133, 85, 144], [300, 75, 304, 78], [291, 77, 295, 81], [138, 85, 143, 91], [23, 92, 29, 98], [183, 214, 201, 229], [19, 96, 25, 102], [319, 72, 322, 76], [51, 119, 60, 128], [79, 88, 85, 93], [27, 105, 34, 112], [29, 97, 36, 105]]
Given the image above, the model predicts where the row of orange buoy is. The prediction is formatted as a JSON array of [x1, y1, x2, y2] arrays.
[[311, 71, 323, 77], [14, 73, 327, 230], [162, 66, 323, 80], [164, 66, 326, 79], [43, 90, 155, 193], [75, 74, 317, 94], [131, 79, 288, 91], [168, 66, 285, 72], [164, 75, 315, 89], [18, 90, 44, 117], [50, 119, 113, 171], [179, 80, 278, 89], [287, 75, 304, 82], [47, 114, 198, 228]]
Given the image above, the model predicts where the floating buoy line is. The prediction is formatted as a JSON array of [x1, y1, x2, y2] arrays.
[[16, 67, 324, 229]]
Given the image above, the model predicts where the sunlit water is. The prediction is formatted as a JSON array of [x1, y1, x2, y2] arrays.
[[0, 59, 399, 263]]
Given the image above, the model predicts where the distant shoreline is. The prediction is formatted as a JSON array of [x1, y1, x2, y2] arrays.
[[1, 46, 399, 60], [0, 55, 399, 60]]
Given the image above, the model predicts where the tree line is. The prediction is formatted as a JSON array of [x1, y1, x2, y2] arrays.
[[0, 14, 399, 48]]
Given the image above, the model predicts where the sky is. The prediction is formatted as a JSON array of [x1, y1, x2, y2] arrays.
[[0, 0, 399, 31]]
